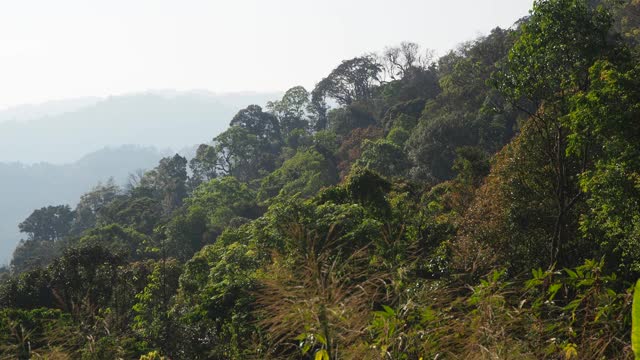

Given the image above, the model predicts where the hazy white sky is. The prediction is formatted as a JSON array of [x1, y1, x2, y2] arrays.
[[0, 0, 533, 109]]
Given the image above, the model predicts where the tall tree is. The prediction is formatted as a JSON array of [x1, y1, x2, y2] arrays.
[[213, 127, 269, 182], [493, 0, 618, 265], [71, 179, 120, 235], [229, 104, 281, 144], [568, 60, 640, 275], [19, 205, 74, 242], [266, 86, 313, 151], [141, 154, 188, 215], [380, 41, 433, 80], [213, 105, 284, 182], [188, 144, 218, 189], [312, 55, 382, 106]]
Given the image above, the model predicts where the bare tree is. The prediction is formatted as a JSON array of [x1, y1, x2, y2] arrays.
[[380, 42, 434, 81]]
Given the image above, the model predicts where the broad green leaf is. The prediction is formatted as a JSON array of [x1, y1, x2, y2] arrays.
[[565, 269, 578, 279], [547, 283, 562, 300], [316, 333, 327, 346], [382, 305, 396, 316], [632, 279, 640, 359], [315, 349, 330, 360]]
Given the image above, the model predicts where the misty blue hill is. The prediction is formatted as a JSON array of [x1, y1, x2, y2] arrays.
[[0, 90, 281, 263], [0, 145, 166, 264], [0, 91, 281, 164], [0, 97, 101, 123]]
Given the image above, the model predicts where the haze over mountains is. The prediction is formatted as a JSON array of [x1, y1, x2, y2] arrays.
[[0, 91, 280, 164], [0, 91, 280, 262]]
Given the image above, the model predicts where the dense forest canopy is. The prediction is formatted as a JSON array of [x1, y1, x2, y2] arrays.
[[1, 0, 640, 359]]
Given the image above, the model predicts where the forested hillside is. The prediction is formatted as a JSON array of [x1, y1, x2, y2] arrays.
[[0, 145, 166, 264], [1, 0, 640, 359]]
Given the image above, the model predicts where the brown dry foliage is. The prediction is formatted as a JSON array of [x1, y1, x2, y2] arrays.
[[254, 224, 391, 359], [337, 126, 384, 179], [452, 119, 560, 277], [451, 142, 514, 277]]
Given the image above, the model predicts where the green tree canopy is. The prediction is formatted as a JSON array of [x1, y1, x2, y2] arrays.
[[19, 205, 74, 242]]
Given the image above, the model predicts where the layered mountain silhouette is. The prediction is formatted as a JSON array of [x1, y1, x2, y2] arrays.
[[0, 90, 280, 262], [0, 90, 280, 164]]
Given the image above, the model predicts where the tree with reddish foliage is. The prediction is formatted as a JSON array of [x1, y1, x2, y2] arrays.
[[336, 126, 384, 179]]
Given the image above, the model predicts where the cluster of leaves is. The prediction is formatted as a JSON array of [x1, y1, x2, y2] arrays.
[[1, 1, 640, 358]]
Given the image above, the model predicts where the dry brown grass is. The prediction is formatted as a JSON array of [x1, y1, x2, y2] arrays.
[[254, 224, 392, 359]]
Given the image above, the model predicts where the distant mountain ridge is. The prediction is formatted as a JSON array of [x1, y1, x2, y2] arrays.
[[0, 90, 282, 262], [0, 97, 101, 123], [0, 90, 281, 164]]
